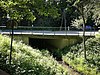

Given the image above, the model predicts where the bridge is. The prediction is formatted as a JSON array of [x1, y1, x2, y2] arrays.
[[0, 26, 99, 49], [0, 26, 98, 36], [0, 30, 98, 37]]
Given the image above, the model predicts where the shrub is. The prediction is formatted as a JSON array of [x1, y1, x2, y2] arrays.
[[63, 38, 100, 75], [95, 30, 100, 38], [0, 35, 67, 75]]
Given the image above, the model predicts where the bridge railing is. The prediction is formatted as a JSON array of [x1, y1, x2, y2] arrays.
[[0, 26, 99, 36], [0, 26, 98, 31]]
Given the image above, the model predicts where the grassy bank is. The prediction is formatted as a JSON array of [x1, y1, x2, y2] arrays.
[[0, 34, 67, 75], [63, 38, 100, 75]]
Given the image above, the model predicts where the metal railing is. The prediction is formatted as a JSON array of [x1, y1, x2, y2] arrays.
[[0, 26, 99, 36], [0, 25, 99, 31]]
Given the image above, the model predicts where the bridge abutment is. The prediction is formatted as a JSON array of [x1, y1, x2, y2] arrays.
[[1, 30, 97, 49], [13, 35, 82, 49]]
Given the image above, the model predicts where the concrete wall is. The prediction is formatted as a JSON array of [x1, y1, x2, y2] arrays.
[[12, 35, 82, 49], [45, 38, 81, 49], [13, 35, 29, 44]]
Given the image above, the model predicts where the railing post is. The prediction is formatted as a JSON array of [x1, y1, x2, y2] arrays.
[[68, 26, 69, 31], [54, 30, 55, 36], [94, 27, 95, 36], [66, 27, 67, 35], [43, 28, 44, 36]]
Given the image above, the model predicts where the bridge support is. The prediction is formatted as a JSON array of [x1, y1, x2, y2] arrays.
[[13, 35, 82, 49], [45, 39, 80, 49], [14, 35, 29, 44]]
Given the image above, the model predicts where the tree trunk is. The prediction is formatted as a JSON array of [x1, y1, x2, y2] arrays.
[[9, 20, 14, 65], [60, 12, 64, 31], [81, 6, 87, 60], [64, 9, 67, 31]]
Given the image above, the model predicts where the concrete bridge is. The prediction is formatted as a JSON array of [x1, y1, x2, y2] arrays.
[[0, 26, 98, 49]]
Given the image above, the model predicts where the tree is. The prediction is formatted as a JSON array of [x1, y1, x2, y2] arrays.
[[0, 0, 59, 21], [72, 0, 100, 60], [58, 0, 77, 30], [0, 0, 59, 64]]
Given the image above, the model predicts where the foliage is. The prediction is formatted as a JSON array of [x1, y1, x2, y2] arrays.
[[33, 16, 60, 27], [71, 17, 83, 29], [49, 49, 63, 61], [63, 38, 100, 75], [0, 0, 59, 21], [0, 34, 67, 75], [71, 0, 100, 60], [0, 0, 100, 27], [95, 30, 100, 38], [71, 0, 100, 27]]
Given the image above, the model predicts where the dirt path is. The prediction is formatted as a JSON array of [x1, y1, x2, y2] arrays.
[[0, 69, 9, 75], [58, 61, 83, 75]]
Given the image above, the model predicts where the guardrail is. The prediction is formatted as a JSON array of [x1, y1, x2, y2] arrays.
[[0, 30, 98, 36], [0, 26, 98, 31]]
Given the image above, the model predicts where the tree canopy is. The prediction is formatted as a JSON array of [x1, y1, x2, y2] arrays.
[[0, 0, 59, 21], [0, 0, 100, 27]]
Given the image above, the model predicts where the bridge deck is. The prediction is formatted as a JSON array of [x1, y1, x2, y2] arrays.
[[0, 30, 98, 36]]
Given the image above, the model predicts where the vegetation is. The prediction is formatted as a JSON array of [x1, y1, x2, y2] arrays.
[[0, 0, 100, 75], [0, 34, 67, 75], [0, 0, 59, 21], [0, 0, 100, 27], [95, 30, 100, 38], [63, 37, 100, 75], [71, 0, 100, 60]]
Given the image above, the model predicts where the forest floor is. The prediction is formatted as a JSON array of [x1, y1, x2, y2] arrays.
[[0, 69, 9, 75], [58, 61, 84, 75]]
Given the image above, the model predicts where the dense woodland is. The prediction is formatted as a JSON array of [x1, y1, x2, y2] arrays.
[[0, 0, 100, 28], [0, 0, 100, 75]]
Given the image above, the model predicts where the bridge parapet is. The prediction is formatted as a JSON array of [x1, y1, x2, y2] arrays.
[[0, 26, 99, 31], [0, 26, 98, 36], [0, 30, 98, 37], [0, 26, 99, 49]]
